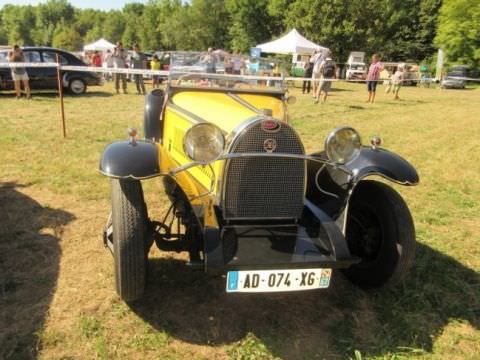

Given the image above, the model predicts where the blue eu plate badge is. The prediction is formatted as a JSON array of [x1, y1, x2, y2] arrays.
[[227, 271, 239, 291]]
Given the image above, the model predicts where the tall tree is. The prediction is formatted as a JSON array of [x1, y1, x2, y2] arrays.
[[227, 0, 280, 52], [52, 21, 83, 50], [121, 3, 145, 47], [188, 0, 231, 50], [158, 0, 192, 50], [103, 10, 126, 43], [33, 0, 75, 45], [435, 0, 480, 69], [1, 5, 36, 45], [139, 1, 163, 50]]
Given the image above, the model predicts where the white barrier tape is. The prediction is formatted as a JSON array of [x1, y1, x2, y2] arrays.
[[61, 65, 170, 76], [0, 62, 59, 68], [1, 62, 480, 82]]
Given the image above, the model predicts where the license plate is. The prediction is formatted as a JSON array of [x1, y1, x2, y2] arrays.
[[226, 268, 332, 293]]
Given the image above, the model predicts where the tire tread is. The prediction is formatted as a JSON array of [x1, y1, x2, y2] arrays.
[[111, 179, 146, 301]]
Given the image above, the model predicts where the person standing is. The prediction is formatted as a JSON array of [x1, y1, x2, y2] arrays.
[[112, 42, 128, 94], [311, 50, 324, 97], [131, 43, 146, 94], [302, 58, 313, 94], [9, 45, 31, 99], [391, 64, 404, 100], [103, 49, 113, 81], [232, 52, 244, 75], [224, 54, 233, 74], [91, 51, 102, 67], [366, 54, 383, 103], [315, 51, 336, 104], [150, 54, 161, 89], [202, 48, 217, 74]]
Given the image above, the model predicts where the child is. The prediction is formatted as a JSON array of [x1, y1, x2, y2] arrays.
[[150, 54, 161, 89], [391, 64, 404, 100], [366, 54, 383, 103]]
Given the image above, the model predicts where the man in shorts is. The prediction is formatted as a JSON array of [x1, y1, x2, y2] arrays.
[[311, 50, 324, 97], [9, 45, 31, 99], [366, 54, 383, 103], [315, 51, 336, 104]]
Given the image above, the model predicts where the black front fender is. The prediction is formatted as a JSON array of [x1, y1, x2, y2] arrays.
[[99, 140, 162, 180], [347, 147, 419, 185]]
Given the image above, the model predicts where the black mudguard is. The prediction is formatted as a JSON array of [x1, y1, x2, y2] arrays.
[[144, 89, 165, 141], [306, 147, 418, 219], [99, 140, 161, 179], [346, 147, 419, 185]]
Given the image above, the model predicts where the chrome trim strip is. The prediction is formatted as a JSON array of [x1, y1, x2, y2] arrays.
[[355, 172, 418, 186], [225, 115, 266, 152], [98, 169, 164, 180], [170, 153, 352, 177], [167, 101, 206, 124], [315, 164, 340, 198], [227, 92, 262, 114]]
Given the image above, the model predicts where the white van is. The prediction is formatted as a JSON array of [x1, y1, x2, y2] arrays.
[[346, 51, 366, 80]]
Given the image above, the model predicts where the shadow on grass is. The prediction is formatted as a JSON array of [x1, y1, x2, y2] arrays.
[[329, 243, 479, 358], [0, 182, 75, 359], [129, 243, 479, 359], [330, 87, 354, 92]]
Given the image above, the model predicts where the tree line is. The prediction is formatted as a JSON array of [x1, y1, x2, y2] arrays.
[[0, 0, 478, 69]]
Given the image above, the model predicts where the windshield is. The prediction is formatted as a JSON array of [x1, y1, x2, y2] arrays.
[[448, 71, 466, 77], [169, 51, 285, 92]]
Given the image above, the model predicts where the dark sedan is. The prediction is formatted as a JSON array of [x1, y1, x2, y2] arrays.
[[0, 47, 103, 95]]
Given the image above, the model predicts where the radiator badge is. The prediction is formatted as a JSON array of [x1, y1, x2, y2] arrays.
[[263, 138, 277, 153], [262, 119, 280, 132]]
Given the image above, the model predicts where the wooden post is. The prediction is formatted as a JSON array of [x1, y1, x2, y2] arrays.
[[56, 53, 66, 138]]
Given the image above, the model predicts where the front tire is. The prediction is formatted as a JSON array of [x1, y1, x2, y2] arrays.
[[343, 180, 416, 288], [111, 179, 147, 301], [68, 78, 86, 95]]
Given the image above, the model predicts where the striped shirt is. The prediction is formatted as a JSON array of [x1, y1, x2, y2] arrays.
[[367, 62, 382, 81]]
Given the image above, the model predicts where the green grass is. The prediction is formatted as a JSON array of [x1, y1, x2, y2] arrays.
[[0, 82, 479, 359]]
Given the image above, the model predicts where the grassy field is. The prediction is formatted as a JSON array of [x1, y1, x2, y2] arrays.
[[0, 81, 479, 360]]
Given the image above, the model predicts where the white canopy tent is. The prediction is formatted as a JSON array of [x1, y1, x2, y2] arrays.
[[83, 38, 115, 52], [256, 29, 328, 55]]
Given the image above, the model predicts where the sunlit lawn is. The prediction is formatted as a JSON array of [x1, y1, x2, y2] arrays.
[[0, 81, 478, 359]]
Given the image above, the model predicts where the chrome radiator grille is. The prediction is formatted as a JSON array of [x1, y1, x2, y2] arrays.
[[222, 120, 305, 219]]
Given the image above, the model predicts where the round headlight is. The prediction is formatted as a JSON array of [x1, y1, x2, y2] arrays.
[[325, 127, 362, 164], [183, 123, 225, 163]]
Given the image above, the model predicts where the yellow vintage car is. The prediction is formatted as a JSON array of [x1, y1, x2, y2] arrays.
[[100, 52, 419, 302]]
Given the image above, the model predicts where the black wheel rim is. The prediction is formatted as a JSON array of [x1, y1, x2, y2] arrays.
[[346, 203, 384, 266]]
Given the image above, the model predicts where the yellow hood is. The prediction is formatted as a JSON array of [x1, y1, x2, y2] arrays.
[[170, 91, 285, 133]]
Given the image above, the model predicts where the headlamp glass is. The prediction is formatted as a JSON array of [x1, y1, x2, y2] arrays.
[[184, 123, 225, 163]]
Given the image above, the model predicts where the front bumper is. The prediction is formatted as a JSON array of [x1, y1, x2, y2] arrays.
[[441, 79, 465, 89], [203, 200, 360, 273]]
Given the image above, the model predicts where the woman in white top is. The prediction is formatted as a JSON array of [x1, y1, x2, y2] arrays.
[[9, 45, 31, 99]]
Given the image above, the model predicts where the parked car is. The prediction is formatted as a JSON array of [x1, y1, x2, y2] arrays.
[[345, 51, 366, 80], [403, 64, 420, 86], [0, 46, 103, 95], [100, 52, 419, 302], [441, 65, 468, 89]]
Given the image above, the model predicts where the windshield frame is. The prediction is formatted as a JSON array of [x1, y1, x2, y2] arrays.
[[168, 51, 287, 94]]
